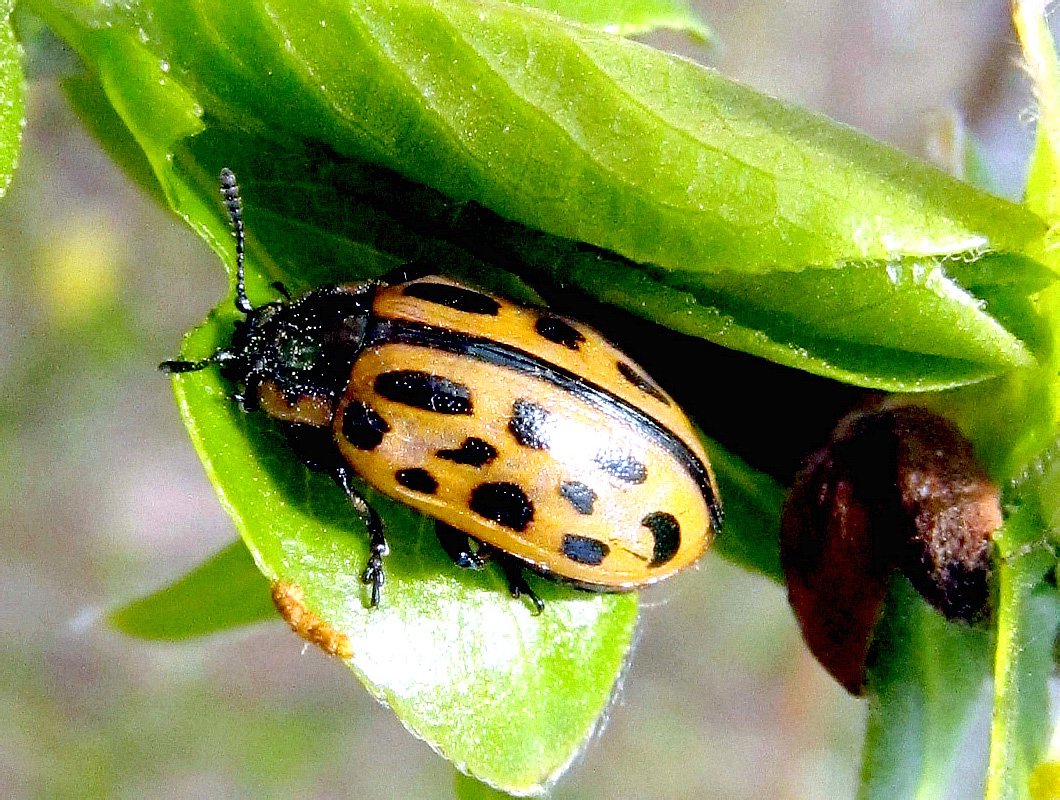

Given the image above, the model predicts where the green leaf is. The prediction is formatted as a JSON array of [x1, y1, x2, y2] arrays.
[[0, 0, 23, 198], [110, 539, 276, 639], [568, 254, 1037, 391], [859, 578, 993, 800], [25, 0, 1049, 390]]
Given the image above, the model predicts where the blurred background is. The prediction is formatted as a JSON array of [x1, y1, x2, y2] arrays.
[[0, 1, 1035, 797]]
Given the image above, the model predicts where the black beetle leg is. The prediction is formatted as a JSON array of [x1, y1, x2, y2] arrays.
[[439, 528, 543, 612], [489, 548, 544, 615], [160, 348, 235, 376], [435, 521, 488, 570], [332, 466, 389, 608]]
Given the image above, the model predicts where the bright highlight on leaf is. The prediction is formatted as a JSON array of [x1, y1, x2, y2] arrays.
[[519, 0, 714, 38]]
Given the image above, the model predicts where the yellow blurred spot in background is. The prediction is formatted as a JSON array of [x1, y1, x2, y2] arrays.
[[36, 209, 122, 326]]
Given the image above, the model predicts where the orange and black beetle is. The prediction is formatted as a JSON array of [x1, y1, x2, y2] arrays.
[[164, 169, 722, 610]]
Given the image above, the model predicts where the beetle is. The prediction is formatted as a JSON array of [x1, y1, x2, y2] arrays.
[[163, 169, 722, 611]]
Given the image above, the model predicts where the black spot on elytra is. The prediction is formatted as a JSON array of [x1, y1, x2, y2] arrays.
[[535, 315, 586, 350], [436, 437, 498, 467], [509, 399, 552, 450], [643, 511, 681, 567], [395, 467, 438, 494], [341, 401, 391, 450], [469, 482, 534, 532], [595, 447, 648, 484], [559, 481, 596, 515], [562, 534, 610, 565], [616, 361, 670, 406], [402, 281, 501, 315], [374, 370, 472, 414]]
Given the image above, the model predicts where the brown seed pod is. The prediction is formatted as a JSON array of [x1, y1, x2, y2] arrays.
[[781, 406, 998, 694]]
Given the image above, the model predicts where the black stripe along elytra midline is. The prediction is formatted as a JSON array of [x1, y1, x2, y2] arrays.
[[616, 360, 671, 406], [362, 317, 722, 531]]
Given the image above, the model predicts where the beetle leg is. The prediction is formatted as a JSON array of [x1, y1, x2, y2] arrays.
[[159, 358, 212, 373], [491, 550, 544, 615], [434, 522, 488, 570], [332, 466, 389, 608]]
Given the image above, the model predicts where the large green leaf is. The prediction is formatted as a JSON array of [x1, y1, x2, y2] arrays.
[[126, 0, 1041, 270], [26, 0, 1049, 390]]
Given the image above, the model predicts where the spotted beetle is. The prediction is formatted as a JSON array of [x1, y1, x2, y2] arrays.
[[163, 169, 722, 611]]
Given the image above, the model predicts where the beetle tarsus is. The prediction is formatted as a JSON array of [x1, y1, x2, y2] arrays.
[[361, 544, 387, 608]]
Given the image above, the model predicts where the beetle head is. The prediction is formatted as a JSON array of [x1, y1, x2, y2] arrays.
[[161, 169, 374, 414]]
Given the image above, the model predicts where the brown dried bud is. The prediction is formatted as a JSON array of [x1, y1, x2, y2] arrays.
[[891, 408, 998, 621], [781, 406, 998, 695]]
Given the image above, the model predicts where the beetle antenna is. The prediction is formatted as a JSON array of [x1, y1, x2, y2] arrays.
[[219, 168, 253, 315]]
